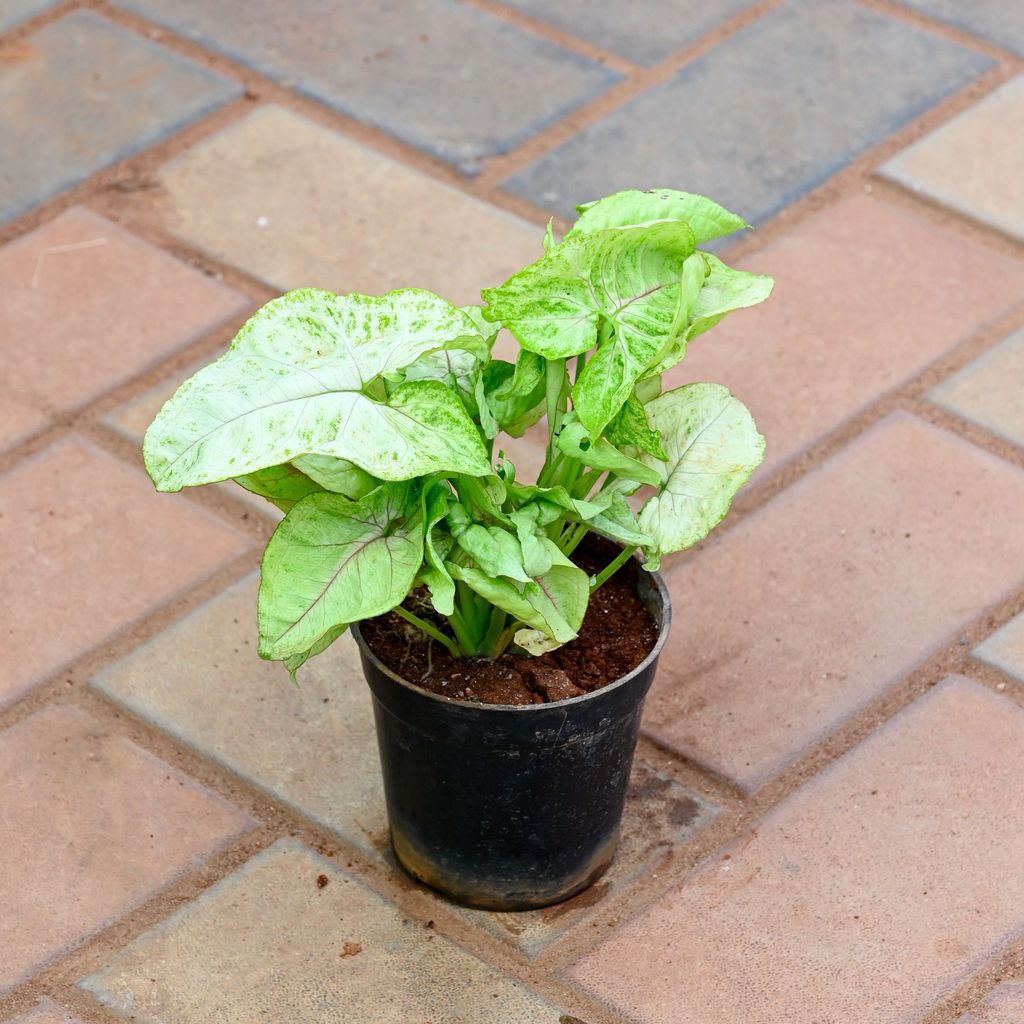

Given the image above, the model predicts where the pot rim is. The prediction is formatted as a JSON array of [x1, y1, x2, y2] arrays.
[[351, 562, 671, 714]]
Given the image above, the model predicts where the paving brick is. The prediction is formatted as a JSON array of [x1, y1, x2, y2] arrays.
[[102, 365, 282, 519], [672, 196, 1024, 476], [892, 0, 1024, 58], [930, 327, 1024, 449], [0, 207, 248, 452], [115, 0, 616, 165], [5, 1002, 83, 1024], [973, 611, 1024, 683], [498, 0, 757, 66], [644, 413, 1024, 791], [882, 77, 1024, 243], [0, 705, 251, 994], [0, 0, 56, 32], [0, 436, 251, 709], [92, 576, 386, 858], [157, 105, 545, 304], [504, 0, 991, 221], [963, 982, 1024, 1024], [0, 11, 240, 224], [460, 760, 717, 956], [80, 839, 563, 1022], [570, 678, 1024, 1024]]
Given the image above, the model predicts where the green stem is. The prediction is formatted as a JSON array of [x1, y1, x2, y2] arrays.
[[561, 522, 589, 557], [489, 621, 524, 659], [394, 606, 462, 658], [481, 608, 508, 657], [590, 545, 637, 592]]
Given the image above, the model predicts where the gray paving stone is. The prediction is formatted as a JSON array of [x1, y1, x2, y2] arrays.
[[91, 576, 387, 859], [893, 0, 1024, 57], [113, 0, 617, 165], [0, 11, 240, 224], [499, 0, 757, 65], [0, 0, 56, 33], [80, 840, 564, 1023], [504, 0, 992, 221], [930, 328, 1024, 449]]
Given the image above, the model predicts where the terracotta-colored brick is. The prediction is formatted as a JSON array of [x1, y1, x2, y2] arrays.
[[0, 436, 251, 709], [973, 610, 1024, 683], [645, 413, 1024, 791], [964, 982, 1024, 1024], [6, 999, 83, 1024], [671, 195, 1024, 476], [570, 678, 1024, 1024], [157, 105, 545, 305], [80, 840, 563, 1022], [930, 327, 1024, 450], [0, 207, 247, 451], [102, 367, 281, 520], [92, 576, 386, 858], [882, 77, 1024, 242], [0, 705, 251, 993]]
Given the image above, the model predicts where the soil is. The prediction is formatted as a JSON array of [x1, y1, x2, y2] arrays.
[[360, 537, 659, 706]]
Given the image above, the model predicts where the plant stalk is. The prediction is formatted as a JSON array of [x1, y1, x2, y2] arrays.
[[394, 606, 462, 658]]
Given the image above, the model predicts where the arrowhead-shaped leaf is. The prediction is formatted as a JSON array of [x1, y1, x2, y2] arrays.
[[643, 254, 774, 380], [482, 222, 695, 371], [638, 383, 764, 568], [145, 288, 490, 491], [571, 188, 749, 244], [258, 482, 424, 661]]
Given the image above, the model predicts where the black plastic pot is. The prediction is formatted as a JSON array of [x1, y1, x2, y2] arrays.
[[352, 567, 671, 911]]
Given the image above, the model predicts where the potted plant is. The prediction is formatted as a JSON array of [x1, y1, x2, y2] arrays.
[[143, 188, 772, 910]]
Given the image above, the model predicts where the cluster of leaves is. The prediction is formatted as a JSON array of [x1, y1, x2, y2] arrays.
[[144, 189, 773, 676]]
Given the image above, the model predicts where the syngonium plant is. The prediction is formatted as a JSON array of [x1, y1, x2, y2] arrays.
[[144, 189, 773, 677]]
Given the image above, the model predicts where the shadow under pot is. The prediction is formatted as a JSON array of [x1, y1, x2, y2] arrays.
[[352, 567, 671, 911]]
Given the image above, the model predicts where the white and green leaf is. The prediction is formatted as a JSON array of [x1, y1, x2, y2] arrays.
[[258, 482, 424, 661], [571, 188, 749, 245], [291, 454, 378, 500], [638, 383, 764, 568], [144, 287, 490, 491]]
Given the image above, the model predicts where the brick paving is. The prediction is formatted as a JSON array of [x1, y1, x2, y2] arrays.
[[1, 2, 1024, 1022]]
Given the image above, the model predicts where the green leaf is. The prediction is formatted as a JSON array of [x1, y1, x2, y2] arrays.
[[571, 188, 748, 244], [283, 624, 349, 682], [483, 351, 547, 437], [234, 463, 325, 512], [448, 542, 587, 646], [543, 218, 556, 254], [555, 415, 661, 487], [482, 222, 695, 379], [644, 253, 774, 379], [447, 504, 530, 584], [572, 223, 698, 435], [686, 253, 774, 342], [508, 505, 555, 578], [291, 454, 378, 500], [637, 383, 764, 568], [144, 287, 490, 491], [584, 493, 651, 548], [606, 393, 666, 460], [258, 482, 424, 660], [419, 481, 456, 616]]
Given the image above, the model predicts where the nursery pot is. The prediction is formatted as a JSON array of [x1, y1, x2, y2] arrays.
[[352, 567, 671, 911]]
